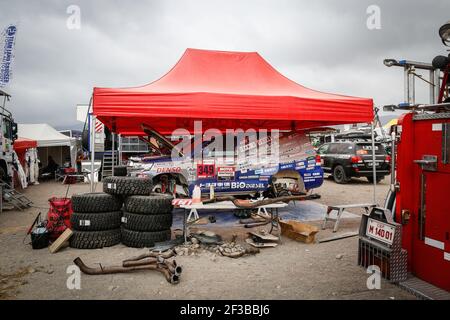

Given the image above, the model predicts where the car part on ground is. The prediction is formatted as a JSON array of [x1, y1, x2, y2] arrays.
[[71, 192, 123, 212], [74, 249, 181, 284], [190, 231, 223, 245], [70, 211, 122, 231], [120, 227, 171, 248], [218, 242, 260, 258], [103, 176, 153, 196], [69, 229, 121, 249], [202, 194, 318, 207], [113, 165, 127, 177], [123, 248, 177, 262], [152, 173, 190, 197], [124, 194, 174, 214], [122, 212, 172, 232]]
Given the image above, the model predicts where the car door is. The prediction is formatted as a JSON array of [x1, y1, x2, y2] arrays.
[[317, 144, 331, 173]]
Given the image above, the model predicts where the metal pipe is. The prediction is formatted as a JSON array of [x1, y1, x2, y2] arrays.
[[371, 120, 377, 204], [74, 257, 179, 284], [434, 70, 441, 103], [111, 132, 115, 176], [390, 131, 396, 192], [408, 67, 415, 105], [118, 134, 122, 164], [417, 102, 450, 109], [123, 249, 176, 263], [90, 114, 96, 192], [122, 258, 182, 276], [430, 69, 436, 104]]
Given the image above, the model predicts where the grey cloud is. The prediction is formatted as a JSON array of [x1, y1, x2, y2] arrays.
[[0, 0, 448, 128]]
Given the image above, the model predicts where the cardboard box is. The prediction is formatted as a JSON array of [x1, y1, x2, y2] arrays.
[[279, 220, 319, 244]]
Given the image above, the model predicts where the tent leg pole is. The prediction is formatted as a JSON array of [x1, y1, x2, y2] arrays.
[[371, 120, 376, 205], [90, 114, 96, 193], [112, 133, 115, 177], [118, 134, 122, 164]]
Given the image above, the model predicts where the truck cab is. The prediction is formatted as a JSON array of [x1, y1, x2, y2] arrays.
[[0, 90, 18, 182]]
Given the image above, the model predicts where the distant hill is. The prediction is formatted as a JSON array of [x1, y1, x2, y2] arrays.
[[54, 123, 84, 132]]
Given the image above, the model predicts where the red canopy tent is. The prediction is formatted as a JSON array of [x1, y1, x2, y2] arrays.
[[14, 137, 38, 151], [14, 137, 38, 166], [93, 48, 373, 135]]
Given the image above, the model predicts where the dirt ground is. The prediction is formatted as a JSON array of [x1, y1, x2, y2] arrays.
[[0, 176, 416, 300]]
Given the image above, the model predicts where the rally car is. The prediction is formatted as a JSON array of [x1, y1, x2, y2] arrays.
[[127, 126, 324, 198]]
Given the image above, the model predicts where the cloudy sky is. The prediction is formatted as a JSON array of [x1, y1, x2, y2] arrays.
[[0, 0, 449, 129]]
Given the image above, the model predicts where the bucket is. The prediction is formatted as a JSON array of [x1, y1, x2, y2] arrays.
[[31, 226, 49, 249]]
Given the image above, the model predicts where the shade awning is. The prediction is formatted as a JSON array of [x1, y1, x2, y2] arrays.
[[93, 48, 373, 134], [18, 124, 75, 147]]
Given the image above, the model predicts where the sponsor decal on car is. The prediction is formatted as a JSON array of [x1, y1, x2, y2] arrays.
[[156, 167, 182, 173]]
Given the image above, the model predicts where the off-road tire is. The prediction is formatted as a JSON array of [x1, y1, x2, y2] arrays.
[[113, 166, 127, 177], [333, 165, 349, 184], [121, 227, 171, 248], [71, 193, 123, 213], [124, 194, 174, 214], [69, 229, 121, 249], [122, 212, 172, 231], [70, 211, 122, 231], [103, 176, 153, 196]]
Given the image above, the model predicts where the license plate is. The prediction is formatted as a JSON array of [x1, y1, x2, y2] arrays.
[[366, 162, 380, 167], [366, 218, 396, 245]]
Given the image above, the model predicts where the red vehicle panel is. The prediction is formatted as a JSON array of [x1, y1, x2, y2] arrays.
[[396, 113, 450, 291]]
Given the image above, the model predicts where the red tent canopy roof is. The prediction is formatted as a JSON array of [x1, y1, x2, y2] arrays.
[[93, 48, 373, 134], [14, 137, 37, 151]]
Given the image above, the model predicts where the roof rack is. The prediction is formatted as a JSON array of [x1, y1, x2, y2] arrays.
[[0, 90, 13, 118], [383, 58, 440, 106]]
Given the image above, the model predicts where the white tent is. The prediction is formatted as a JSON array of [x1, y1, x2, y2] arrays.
[[18, 123, 77, 169]]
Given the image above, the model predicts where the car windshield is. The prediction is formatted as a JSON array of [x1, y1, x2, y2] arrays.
[[356, 143, 386, 155]]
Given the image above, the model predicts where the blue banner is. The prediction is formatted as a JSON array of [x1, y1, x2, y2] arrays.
[[0, 25, 18, 87]]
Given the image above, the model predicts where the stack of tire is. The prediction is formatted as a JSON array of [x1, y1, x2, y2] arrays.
[[70, 193, 123, 249], [102, 176, 174, 248]]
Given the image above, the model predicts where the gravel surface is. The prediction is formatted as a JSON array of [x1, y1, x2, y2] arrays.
[[0, 178, 415, 300]]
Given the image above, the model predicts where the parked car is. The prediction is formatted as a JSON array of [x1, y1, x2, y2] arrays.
[[127, 126, 324, 198], [316, 141, 391, 184]]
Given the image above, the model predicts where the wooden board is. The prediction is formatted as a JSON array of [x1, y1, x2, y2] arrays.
[[193, 217, 210, 225], [49, 228, 73, 253]]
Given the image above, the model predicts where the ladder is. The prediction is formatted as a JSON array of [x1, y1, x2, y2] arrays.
[[101, 151, 119, 178], [0, 180, 33, 211]]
